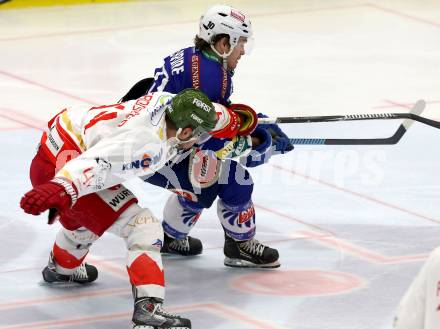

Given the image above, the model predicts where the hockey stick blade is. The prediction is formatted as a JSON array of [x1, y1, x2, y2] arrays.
[[288, 125, 406, 145]]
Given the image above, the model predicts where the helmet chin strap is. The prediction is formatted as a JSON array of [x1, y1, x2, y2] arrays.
[[210, 44, 232, 70], [167, 128, 200, 149], [167, 128, 186, 148]]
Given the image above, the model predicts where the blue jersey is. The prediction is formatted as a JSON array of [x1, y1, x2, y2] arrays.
[[149, 46, 233, 106], [142, 46, 276, 211]]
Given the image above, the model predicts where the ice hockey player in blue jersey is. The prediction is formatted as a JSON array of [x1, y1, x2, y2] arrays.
[[120, 4, 294, 268]]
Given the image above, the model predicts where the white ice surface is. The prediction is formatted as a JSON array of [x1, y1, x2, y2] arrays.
[[1, 1, 440, 328]]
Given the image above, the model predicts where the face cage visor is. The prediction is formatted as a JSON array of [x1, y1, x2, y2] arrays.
[[168, 126, 212, 148], [189, 126, 212, 144], [232, 36, 254, 56], [212, 36, 255, 59]]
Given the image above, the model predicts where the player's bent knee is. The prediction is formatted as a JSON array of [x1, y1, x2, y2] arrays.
[[57, 227, 99, 250], [125, 209, 163, 251]]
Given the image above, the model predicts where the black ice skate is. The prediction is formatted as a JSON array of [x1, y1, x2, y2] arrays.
[[223, 234, 280, 268], [42, 253, 98, 284], [161, 234, 202, 256], [132, 297, 191, 329]]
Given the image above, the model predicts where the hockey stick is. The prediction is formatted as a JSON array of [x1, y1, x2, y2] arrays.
[[258, 100, 427, 145]]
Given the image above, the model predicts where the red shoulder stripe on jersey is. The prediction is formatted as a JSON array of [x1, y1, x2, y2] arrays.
[[84, 111, 117, 131]]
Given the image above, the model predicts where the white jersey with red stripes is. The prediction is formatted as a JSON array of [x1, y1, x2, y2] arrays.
[[41, 92, 176, 198], [394, 247, 440, 329]]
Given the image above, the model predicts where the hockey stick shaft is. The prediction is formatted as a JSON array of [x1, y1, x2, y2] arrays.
[[258, 100, 437, 128], [267, 100, 426, 145]]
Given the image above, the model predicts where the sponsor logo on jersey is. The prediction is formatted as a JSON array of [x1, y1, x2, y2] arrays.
[[94, 186, 137, 212], [108, 189, 135, 208], [118, 95, 153, 127], [188, 149, 220, 188], [95, 186, 137, 211], [48, 132, 60, 151], [149, 95, 171, 126], [221, 67, 228, 100], [45, 126, 65, 157], [230, 10, 245, 23], [122, 154, 151, 170], [191, 54, 200, 90], [122, 150, 163, 171]]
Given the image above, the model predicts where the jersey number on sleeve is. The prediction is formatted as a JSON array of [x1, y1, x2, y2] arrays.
[[84, 103, 125, 131]]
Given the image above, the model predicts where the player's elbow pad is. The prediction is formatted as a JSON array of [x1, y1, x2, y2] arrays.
[[241, 127, 273, 168]]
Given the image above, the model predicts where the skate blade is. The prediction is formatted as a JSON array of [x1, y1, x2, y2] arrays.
[[40, 280, 90, 288], [161, 252, 200, 258], [132, 324, 190, 329], [224, 257, 281, 269]]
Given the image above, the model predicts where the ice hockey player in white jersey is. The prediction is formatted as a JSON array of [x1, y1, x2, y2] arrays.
[[394, 247, 440, 329], [20, 88, 246, 329]]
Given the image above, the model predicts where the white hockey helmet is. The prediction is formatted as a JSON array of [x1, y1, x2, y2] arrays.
[[198, 4, 253, 53]]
